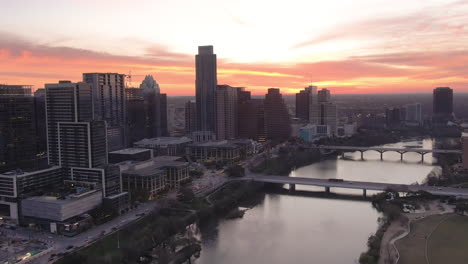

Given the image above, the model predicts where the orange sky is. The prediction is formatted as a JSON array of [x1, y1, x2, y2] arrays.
[[1, 0, 468, 95]]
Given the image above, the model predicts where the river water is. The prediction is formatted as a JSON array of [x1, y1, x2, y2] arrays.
[[194, 138, 440, 264]]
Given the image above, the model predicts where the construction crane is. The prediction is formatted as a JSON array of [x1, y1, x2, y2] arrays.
[[125, 70, 147, 88]]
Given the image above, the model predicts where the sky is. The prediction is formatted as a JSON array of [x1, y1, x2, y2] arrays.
[[1, 0, 468, 95]]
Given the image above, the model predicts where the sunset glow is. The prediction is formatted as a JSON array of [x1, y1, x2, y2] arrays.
[[1, 0, 468, 95]]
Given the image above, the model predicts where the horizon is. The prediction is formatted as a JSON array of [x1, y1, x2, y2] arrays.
[[1, 0, 468, 95]]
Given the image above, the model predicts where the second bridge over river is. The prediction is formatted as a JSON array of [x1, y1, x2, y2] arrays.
[[312, 145, 462, 162]]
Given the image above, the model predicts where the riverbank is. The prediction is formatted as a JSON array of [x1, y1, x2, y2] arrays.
[[56, 181, 262, 264]]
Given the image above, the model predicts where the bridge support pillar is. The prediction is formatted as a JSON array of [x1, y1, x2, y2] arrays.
[[421, 153, 425, 163], [363, 189, 367, 198], [380, 152, 383, 160], [360, 151, 364, 160], [289, 184, 296, 192], [325, 187, 330, 193], [400, 152, 404, 161]]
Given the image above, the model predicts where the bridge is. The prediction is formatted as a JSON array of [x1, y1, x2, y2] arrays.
[[312, 145, 462, 162], [242, 175, 468, 198]]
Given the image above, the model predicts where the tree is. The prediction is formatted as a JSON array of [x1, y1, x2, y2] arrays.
[[225, 165, 245, 178], [177, 187, 195, 202]]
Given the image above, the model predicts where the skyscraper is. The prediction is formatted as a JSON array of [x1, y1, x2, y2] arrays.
[[310, 88, 337, 135], [238, 90, 265, 141], [185, 100, 197, 134], [264, 88, 291, 140], [34, 89, 47, 156], [404, 103, 422, 125], [195, 46, 217, 133], [0, 85, 38, 172], [140, 75, 160, 94], [296, 86, 317, 121], [45, 81, 93, 165], [433, 87, 453, 123], [216, 85, 238, 140], [83, 73, 126, 151]]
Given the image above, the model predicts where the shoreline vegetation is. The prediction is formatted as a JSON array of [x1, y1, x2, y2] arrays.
[[57, 181, 262, 264]]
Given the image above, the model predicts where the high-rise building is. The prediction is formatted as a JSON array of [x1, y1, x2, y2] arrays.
[[195, 46, 217, 133], [185, 100, 197, 134], [404, 103, 422, 125], [45, 81, 93, 166], [310, 88, 337, 134], [83, 73, 126, 151], [433, 87, 454, 123], [238, 96, 265, 141], [140, 75, 160, 94], [34, 89, 47, 156], [145, 93, 168, 138], [216, 85, 238, 140], [296, 86, 317, 121], [264, 88, 291, 140], [126, 89, 146, 144], [385, 108, 401, 128], [0, 85, 38, 172]]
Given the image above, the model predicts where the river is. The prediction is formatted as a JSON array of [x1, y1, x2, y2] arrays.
[[193, 138, 440, 264]]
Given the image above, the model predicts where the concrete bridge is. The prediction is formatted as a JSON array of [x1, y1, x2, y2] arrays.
[[312, 145, 462, 162], [242, 175, 468, 198]]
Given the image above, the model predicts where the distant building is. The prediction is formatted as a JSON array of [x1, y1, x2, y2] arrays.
[[216, 85, 238, 140], [404, 103, 422, 125], [139, 75, 160, 94], [187, 140, 241, 163], [109, 148, 153, 163], [463, 133, 468, 170], [83, 73, 127, 151], [385, 108, 401, 128], [295, 86, 317, 121], [299, 124, 331, 142], [264, 88, 291, 140], [196, 46, 217, 133], [126, 93, 146, 144], [310, 88, 337, 135], [433, 87, 454, 123], [185, 100, 197, 134], [134, 137, 193, 156], [191, 130, 216, 142], [337, 123, 357, 138], [238, 90, 265, 141], [0, 85, 38, 172]]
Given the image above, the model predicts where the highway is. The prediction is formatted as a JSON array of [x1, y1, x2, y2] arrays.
[[242, 174, 468, 197]]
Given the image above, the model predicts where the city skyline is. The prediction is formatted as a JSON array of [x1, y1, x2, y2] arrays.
[[1, 0, 468, 95]]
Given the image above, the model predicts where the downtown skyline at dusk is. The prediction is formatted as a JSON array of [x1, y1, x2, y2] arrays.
[[1, 0, 468, 95]]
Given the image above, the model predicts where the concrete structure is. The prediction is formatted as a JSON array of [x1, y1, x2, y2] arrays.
[[134, 137, 193, 156], [191, 130, 216, 142], [45, 81, 93, 166], [120, 156, 189, 199], [187, 140, 241, 163], [295, 86, 317, 121], [0, 166, 63, 223], [463, 132, 468, 169], [238, 90, 265, 141], [264, 88, 291, 140], [433, 87, 454, 123], [0, 85, 38, 172], [216, 85, 238, 140], [109, 148, 152, 163], [404, 103, 422, 125], [243, 175, 468, 198], [83, 73, 126, 151], [310, 88, 337, 135], [313, 145, 461, 161], [185, 100, 197, 134], [299, 124, 331, 142], [196, 46, 217, 133], [21, 190, 102, 222]]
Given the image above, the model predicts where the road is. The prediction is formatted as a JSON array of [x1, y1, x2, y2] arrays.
[[241, 174, 468, 197]]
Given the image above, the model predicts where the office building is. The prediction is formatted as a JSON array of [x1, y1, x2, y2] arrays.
[[140, 75, 160, 94], [134, 137, 193, 156], [404, 103, 422, 125], [296, 86, 317, 121], [126, 93, 146, 144], [185, 100, 197, 134], [187, 140, 241, 163], [195, 46, 217, 133], [145, 92, 168, 138], [299, 124, 331, 142], [385, 108, 401, 128], [83, 73, 126, 151], [263, 88, 291, 140], [238, 90, 265, 141], [109, 148, 152, 163], [310, 88, 337, 135], [45, 81, 93, 165], [433, 87, 454, 123], [216, 85, 238, 140], [34, 89, 47, 156], [0, 85, 39, 172], [318, 88, 331, 103]]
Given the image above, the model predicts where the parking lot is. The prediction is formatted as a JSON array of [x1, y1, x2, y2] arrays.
[[0, 232, 49, 263]]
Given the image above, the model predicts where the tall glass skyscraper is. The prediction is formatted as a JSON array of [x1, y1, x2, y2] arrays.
[[195, 46, 217, 133]]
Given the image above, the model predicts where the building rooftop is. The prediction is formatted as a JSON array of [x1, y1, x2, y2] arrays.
[[109, 148, 151, 155], [134, 137, 193, 146], [0, 166, 61, 178], [24, 189, 101, 205], [121, 157, 189, 176], [189, 140, 238, 148]]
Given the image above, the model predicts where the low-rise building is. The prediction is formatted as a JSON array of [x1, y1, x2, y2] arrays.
[[134, 137, 193, 156], [299, 124, 331, 142], [186, 140, 241, 163], [120, 156, 190, 200], [109, 148, 153, 163]]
